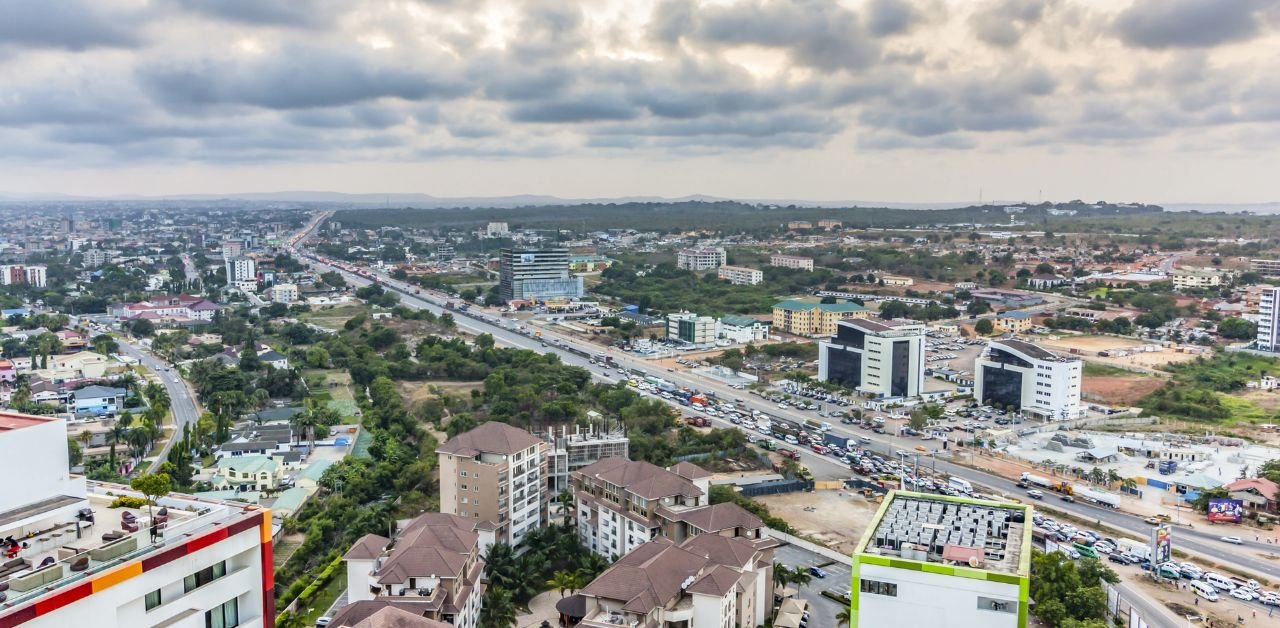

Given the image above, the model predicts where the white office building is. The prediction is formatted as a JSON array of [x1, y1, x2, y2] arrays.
[[667, 311, 718, 345], [498, 249, 583, 303], [818, 319, 926, 399], [676, 247, 726, 271], [225, 256, 257, 283], [717, 265, 763, 285], [719, 315, 771, 344], [1258, 287, 1280, 353], [485, 222, 509, 238], [0, 411, 272, 628], [974, 339, 1083, 421], [852, 491, 1031, 628]]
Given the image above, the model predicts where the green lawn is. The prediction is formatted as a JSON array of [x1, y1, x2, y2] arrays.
[[297, 571, 347, 626], [1083, 363, 1147, 377], [1218, 396, 1270, 425]]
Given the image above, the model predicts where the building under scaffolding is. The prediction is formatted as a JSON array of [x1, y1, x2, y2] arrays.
[[539, 419, 630, 494]]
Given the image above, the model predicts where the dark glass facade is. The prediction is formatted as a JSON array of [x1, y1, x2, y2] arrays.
[[835, 324, 866, 348], [825, 346, 861, 388], [986, 347, 1032, 368], [889, 340, 911, 397], [980, 365, 1022, 410]]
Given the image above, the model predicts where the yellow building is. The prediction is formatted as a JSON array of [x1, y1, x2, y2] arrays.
[[994, 311, 1035, 334], [772, 299, 870, 337]]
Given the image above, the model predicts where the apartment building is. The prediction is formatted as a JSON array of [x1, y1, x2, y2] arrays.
[[226, 256, 257, 283], [538, 425, 630, 495], [974, 339, 1083, 420], [0, 412, 273, 628], [1251, 259, 1280, 277], [498, 249, 583, 302], [0, 265, 48, 288], [769, 254, 814, 271], [270, 283, 298, 304], [340, 512, 490, 628], [1171, 268, 1229, 290], [667, 312, 718, 345], [81, 249, 111, 268], [718, 315, 770, 344], [818, 219, 842, 230], [880, 275, 913, 287], [485, 222, 509, 237], [993, 311, 1035, 334], [676, 247, 726, 271], [221, 240, 243, 259], [556, 533, 774, 628], [852, 491, 1032, 628], [818, 318, 926, 399], [772, 299, 869, 337], [1258, 287, 1280, 353], [571, 458, 771, 561], [716, 265, 763, 285], [437, 422, 547, 546], [786, 221, 813, 229]]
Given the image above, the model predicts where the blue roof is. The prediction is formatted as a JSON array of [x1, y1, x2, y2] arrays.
[[1, 308, 30, 318], [998, 310, 1035, 319]]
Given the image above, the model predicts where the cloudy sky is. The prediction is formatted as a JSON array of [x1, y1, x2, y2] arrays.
[[2, 0, 1279, 203]]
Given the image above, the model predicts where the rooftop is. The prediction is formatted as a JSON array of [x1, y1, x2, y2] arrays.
[[773, 299, 866, 313], [839, 317, 925, 335], [858, 491, 1030, 577], [989, 338, 1077, 362], [0, 412, 54, 432], [436, 421, 542, 457], [575, 457, 703, 501]]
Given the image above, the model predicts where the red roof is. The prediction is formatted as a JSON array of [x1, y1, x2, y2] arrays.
[[0, 411, 55, 431], [1226, 478, 1279, 500]]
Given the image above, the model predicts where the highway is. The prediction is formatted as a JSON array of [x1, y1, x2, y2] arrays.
[[290, 218, 1280, 584], [116, 339, 202, 473]]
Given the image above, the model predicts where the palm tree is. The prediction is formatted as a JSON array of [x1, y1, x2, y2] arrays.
[[546, 570, 581, 598], [1106, 469, 1122, 487], [127, 426, 151, 463], [108, 422, 129, 469], [251, 388, 270, 411], [772, 562, 792, 593], [836, 608, 852, 627], [787, 565, 812, 589], [479, 586, 517, 628], [557, 487, 574, 525]]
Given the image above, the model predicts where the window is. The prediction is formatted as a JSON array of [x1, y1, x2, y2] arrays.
[[977, 597, 1017, 614], [205, 597, 239, 628], [185, 561, 228, 593], [460, 470, 468, 477], [859, 579, 897, 597], [145, 589, 162, 611]]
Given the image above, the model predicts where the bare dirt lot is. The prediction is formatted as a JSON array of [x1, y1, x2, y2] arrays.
[[756, 490, 883, 555], [1039, 335, 1201, 370], [1082, 376, 1165, 406]]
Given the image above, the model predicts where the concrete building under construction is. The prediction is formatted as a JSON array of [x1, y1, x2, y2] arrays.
[[538, 420, 630, 494]]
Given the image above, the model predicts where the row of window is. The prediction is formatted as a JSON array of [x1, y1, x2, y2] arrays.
[[145, 562, 237, 627], [858, 579, 1016, 615]]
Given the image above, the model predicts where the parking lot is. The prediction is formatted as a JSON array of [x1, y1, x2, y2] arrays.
[[774, 543, 852, 628]]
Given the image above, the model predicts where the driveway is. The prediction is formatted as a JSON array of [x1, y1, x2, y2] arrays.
[[774, 544, 851, 628]]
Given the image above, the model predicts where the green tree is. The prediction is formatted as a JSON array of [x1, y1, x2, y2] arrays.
[[546, 570, 584, 598], [1217, 317, 1256, 340], [67, 437, 83, 468], [130, 473, 172, 528], [479, 586, 517, 628], [975, 318, 995, 335], [130, 318, 156, 337], [91, 334, 119, 355]]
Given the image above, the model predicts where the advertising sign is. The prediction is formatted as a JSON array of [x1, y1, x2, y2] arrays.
[[1151, 524, 1172, 563], [1207, 498, 1244, 523]]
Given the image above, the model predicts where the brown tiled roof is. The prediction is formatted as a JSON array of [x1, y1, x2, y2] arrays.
[[668, 462, 711, 480], [581, 538, 709, 613], [329, 602, 445, 628], [676, 503, 763, 534], [436, 421, 542, 456], [684, 564, 740, 596], [576, 457, 702, 500], [681, 533, 760, 568], [345, 534, 390, 560], [376, 513, 479, 585]]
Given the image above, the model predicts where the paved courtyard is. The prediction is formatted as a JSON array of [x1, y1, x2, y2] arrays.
[[775, 543, 852, 628]]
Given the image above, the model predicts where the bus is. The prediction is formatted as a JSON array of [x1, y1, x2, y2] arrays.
[[1072, 543, 1099, 559]]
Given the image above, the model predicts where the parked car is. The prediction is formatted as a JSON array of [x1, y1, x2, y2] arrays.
[[809, 567, 828, 579], [1108, 553, 1133, 565]]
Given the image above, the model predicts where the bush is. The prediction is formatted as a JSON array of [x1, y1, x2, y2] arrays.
[[110, 496, 148, 509]]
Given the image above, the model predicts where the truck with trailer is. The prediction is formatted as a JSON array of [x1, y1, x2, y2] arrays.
[[1020, 472, 1073, 495], [823, 433, 851, 450], [1074, 486, 1121, 508]]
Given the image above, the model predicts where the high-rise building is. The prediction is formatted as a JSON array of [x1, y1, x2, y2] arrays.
[[852, 491, 1032, 628], [537, 425, 630, 495], [974, 339, 1083, 420], [498, 249, 583, 302], [676, 247, 726, 271], [717, 265, 763, 285], [0, 411, 273, 628], [436, 422, 547, 546], [818, 318, 926, 399], [339, 512, 490, 628], [82, 249, 110, 268], [226, 256, 257, 283], [221, 240, 243, 260], [24, 266, 46, 288], [1258, 287, 1280, 353], [485, 222, 509, 238], [666, 311, 718, 345], [0, 265, 48, 288]]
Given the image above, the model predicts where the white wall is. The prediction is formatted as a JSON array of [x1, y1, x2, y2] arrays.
[[1, 419, 77, 514], [857, 563, 1021, 628]]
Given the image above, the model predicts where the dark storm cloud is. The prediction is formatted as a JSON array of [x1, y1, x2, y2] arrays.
[[865, 0, 920, 36], [683, 0, 881, 72], [1114, 0, 1264, 49], [138, 46, 469, 111], [0, 0, 143, 51], [172, 0, 346, 28], [968, 0, 1049, 48]]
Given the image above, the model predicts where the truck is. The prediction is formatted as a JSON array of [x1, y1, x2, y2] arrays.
[[948, 477, 973, 493], [1116, 539, 1150, 562], [1021, 473, 1053, 488], [1074, 486, 1121, 508], [1158, 460, 1178, 475], [689, 394, 708, 406], [823, 433, 851, 449]]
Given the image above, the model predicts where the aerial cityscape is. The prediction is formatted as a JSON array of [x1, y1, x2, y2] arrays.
[[2, 2, 1280, 628]]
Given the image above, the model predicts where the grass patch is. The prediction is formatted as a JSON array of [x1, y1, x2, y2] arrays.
[[1139, 352, 1280, 422], [1218, 395, 1270, 425], [297, 570, 346, 625], [1083, 363, 1145, 377]]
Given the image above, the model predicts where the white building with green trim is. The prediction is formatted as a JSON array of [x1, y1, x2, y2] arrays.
[[851, 491, 1032, 628]]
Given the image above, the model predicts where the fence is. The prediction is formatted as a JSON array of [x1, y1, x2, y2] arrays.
[[738, 478, 812, 497]]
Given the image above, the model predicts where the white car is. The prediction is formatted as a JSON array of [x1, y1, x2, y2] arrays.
[[1229, 587, 1256, 602], [1093, 543, 1114, 555], [1220, 536, 1243, 545], [1261, 592, 1280, 606]]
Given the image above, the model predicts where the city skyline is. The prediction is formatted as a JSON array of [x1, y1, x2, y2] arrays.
[[2, 0, 1279, 203]]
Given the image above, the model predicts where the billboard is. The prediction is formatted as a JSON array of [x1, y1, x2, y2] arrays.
[[1207, 499, 1244, 523], [1151, 524, 1172, 563]]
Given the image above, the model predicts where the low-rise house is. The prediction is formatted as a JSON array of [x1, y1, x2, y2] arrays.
[[1226, 478, 1279, 514], [211, 455, 284, 492], [70, 385, 130, 416]]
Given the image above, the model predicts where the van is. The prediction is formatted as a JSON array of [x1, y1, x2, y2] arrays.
[[1204, 573, 1235, 591], [1191, 580, 1219, 602]]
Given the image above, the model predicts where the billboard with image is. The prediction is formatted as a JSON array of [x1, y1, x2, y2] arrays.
[[1151, 525, 1172, 563], [1207, 499, 1244, 523]]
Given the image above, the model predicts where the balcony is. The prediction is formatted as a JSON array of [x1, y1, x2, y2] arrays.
[[581, 610, 640, 628]]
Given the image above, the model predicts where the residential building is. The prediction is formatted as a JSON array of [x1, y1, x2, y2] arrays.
[[436, 422, 547, 546], [1250, 259, 1280, 277], [1258, 287, 1280, 353], [667, 312, 717, 345], [851, 491, 1032, 628], [226, 256, 257, 283], [716, 265, 763, 286], [786, 220, 813, 229], [70, 385, 129, 416], [954, 281, 978, 290], [1225, 477, 1279, 514], [0, 359, 16, 383], [81, 249, 111, 267], [718, 315, 770, 344], [25, 266, 47, 288], [0, 265, 47, 288], [1171, 268, 1229, 290], [772, 299, 869, 337], [556, 533, 774, 628], [1025, 274, 1066, 290], [221, 240, 243, 259], [330, 604, 451, 628], [259, 350, 290, 370], [485, 222, 509, 238], [211, 456, 284, 492], [538, 424, 630, 495], [270, 283, 298, 304], [974, 339, 1083, 421], [109, 294, 221, 323], [571, 458, 772, 561], [0, 411, 273, 628], [769, 254, 814, 271], [568, 255, 614, 272], [818, 318, 927, 399], [818, 219, 843, 229], [498, 249, 583, 303], [341, 512, 490, 628], [993, 311, 1035, 334], [676, 247, 726, 271]]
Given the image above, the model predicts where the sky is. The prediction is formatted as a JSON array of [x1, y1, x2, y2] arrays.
[[1, 0, 1279, 203]]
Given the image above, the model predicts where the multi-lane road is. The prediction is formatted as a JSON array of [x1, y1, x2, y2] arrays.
[[115, 339, 201, 473], [290, 220, 1280, 585]]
